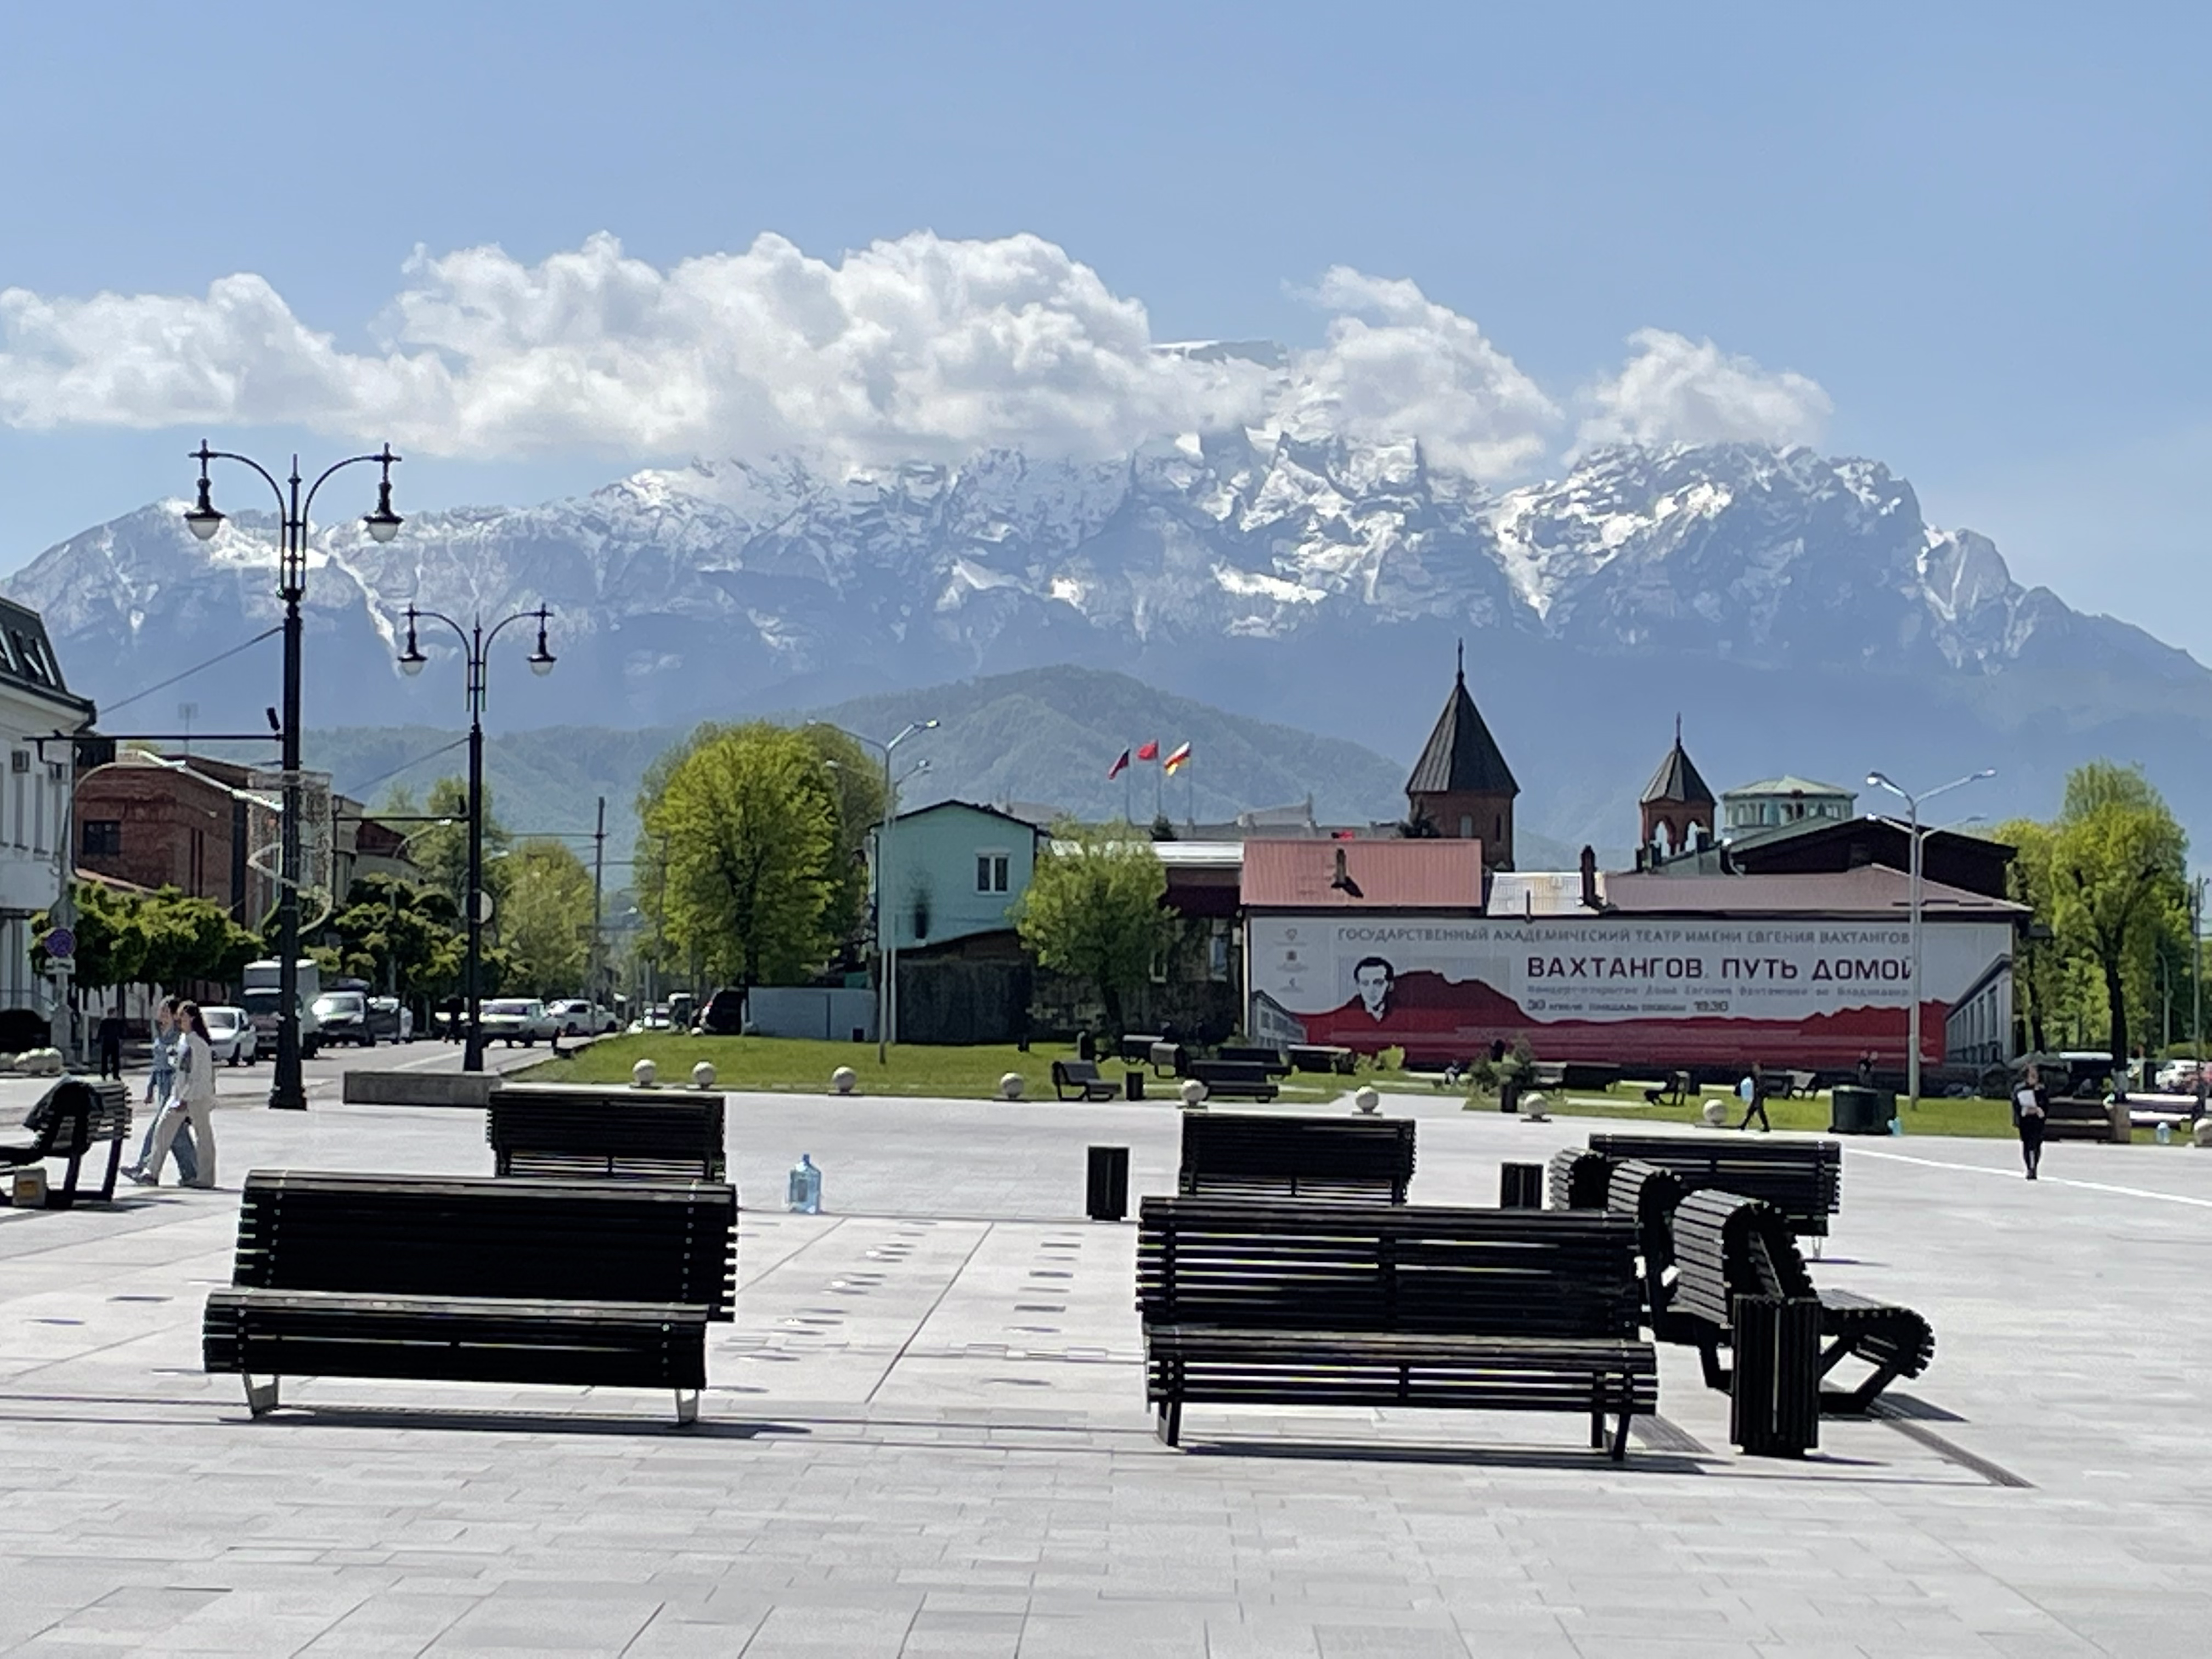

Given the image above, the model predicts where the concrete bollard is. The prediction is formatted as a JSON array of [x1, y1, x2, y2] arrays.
[[831, 1065, 857, 1096], [1701, 1098, 1728, 1126], [2195, 1116, 2212, 1149], [1180, 1078, 1209, 1109], [1353, 1085, 1380, 1114], [1000, 1072, 1025, 1101], [631, 1058, 658, 1088], [691, 1060, 716, 1090]]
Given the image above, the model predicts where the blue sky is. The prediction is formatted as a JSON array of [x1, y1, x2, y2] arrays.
[[3, 2, 2205, 650]]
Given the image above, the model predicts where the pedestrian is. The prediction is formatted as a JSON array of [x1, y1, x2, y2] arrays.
[[95, 1006, 125, 1081], [133, 1002, 218, 1189], [1736, 1060, 1771, 1132], [2013, 1062, 2048, 1181], [128, 997, 198, 1186], [1855, 1051, 1876, 1088]]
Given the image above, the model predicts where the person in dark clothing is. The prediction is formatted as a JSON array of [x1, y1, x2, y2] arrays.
[[1735, 1061, 1771, 1132], [1856, 1051, 1877, 1088], [95, 1009, 125, 1080], [2013, 1063, 2048, 1180]]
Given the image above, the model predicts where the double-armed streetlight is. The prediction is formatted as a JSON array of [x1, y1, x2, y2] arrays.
[[842, 720, 938, 1062], [397, 605, 556, 1071], [183, 441, 402, 1110], [1866, 767, 1996, 1109]]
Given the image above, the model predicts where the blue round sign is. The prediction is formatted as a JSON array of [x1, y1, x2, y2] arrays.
[[44, 927, 74, 961]]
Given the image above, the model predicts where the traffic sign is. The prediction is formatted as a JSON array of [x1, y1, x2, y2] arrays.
[[44, 927, 75, 962]]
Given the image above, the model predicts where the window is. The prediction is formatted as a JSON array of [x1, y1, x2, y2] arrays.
[[975, 850, 1010, 893], [82, 819, 122, 856]]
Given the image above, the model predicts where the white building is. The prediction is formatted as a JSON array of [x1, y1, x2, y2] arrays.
[[0, 598, 97, 1045]]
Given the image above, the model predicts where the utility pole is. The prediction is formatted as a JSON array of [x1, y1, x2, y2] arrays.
[[589, 795, 606, 1007]]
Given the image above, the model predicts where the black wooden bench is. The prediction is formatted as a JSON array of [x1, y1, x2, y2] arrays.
[[1602, 1159, 1698, 1344], [1185, 1059, 1279, 1102], [202, 1171, 737, 1423], [1669, 1187, 1933, 1414], [1137, 1197, 1658, 1459], [0, 1077, 131, 1208], [1288, 1044, 1357, 1075], [1180, 1112, 1414, 1203], [486, 1086, 726, 1181], [1585, 1132, 1843, 1239], [1546, 1146, 1611, 1211], [1216, 1045, 1291, 1076], [1117, 1033, 1165, 1065], [1052, 1059, 1120, 1102]]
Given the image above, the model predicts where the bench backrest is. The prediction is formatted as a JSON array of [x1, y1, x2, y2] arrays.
[[1178, 1113, 1415, 1203], [1217, 1045, 1289, 1074], [1547, 1147, 1611, 1210], [1138, 1197, 1642, 1338], [229, 1170, 738, 1317], [21, 1077, 131, 1155], [1187, 1059, 1275, 1086], [1585, 1132, 1842, 1221], [1605, 1159, 1687, 1321], [1054, 1059, 1103, 1085], [486, 1091, 725, 1181], [1668, 1188, 1814, 1331]]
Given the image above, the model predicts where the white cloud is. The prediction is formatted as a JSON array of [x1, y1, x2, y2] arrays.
[[0, 234, 1828, 483], [1577, 328, 1832, 452]]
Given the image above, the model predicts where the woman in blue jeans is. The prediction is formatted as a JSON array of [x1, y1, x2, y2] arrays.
[[127, 997, 196, 1185]]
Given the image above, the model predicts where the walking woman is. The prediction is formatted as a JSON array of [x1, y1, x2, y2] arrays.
[[2013, 1062, 2048, 1181], [136, 1002, 218, 1189], [127, 997, 197, 1186]]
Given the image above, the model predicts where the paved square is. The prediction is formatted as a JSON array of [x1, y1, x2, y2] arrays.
[[4, 1064, 2209, 1655]]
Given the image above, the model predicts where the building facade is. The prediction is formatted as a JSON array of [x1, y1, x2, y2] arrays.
[[74, 754, 280, 923], [1404, 650, 1517, 870], [0, 600, 98, 1043]]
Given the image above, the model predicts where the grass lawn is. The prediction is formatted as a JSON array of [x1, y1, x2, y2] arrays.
[[516, 1032, 1356, 1102], [1502, 1086, 2024, 1139]]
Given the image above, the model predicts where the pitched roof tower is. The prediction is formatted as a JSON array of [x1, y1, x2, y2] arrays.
[[1405, 642, 1517, 870], [1639, 716, 1715, 857]]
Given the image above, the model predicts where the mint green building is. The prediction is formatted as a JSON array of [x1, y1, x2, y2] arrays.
[[874, 801, 1045, 953]]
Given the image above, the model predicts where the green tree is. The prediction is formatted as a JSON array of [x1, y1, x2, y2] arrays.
[[1996, 816, 2063, 1054], [387, 778, 510, 917], [499, 839, 595, 997], [318, 876, 470, 1006], [137, 889, 259, 992], [2048, 762, 2188, 1064], [643, 725, 842, 987], [1015, 819, 1171, 1040], [36, 883, 151, 996]]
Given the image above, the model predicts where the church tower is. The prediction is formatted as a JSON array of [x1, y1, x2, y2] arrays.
[[1639, 716, 1714, 857], [1405, 644, 1518, 871]]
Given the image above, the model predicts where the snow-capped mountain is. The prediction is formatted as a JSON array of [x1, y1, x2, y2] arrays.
[[7, 437, 2206, 846]]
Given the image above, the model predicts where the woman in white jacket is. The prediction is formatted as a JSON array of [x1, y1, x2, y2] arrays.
[[136, 1002, 219, 1188]]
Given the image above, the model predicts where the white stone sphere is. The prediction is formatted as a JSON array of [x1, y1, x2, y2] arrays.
[[1180, 1078, 1209, 1108], [1522, 1092, 1550, 1120], [2195, 1116, 2212, 1149], [1701, 1098, 1728, 1126], [691, 1060, 716, 1090], [1354, 1085, 1380, 1114], [631, 1058, 657, 1088], [832, 1065, 857, 1096], [999, 1071, 1025, 1101]]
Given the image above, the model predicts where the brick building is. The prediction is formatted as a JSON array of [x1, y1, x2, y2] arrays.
[[74, 753, 280, 922]]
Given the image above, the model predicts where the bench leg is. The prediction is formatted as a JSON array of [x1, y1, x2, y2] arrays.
[[1695, 1336, 1730, 1392], [244, 1376, 280, 1417], [1589, 1379, 1605, 1449], [1821, 1361, 1906, 1417], [97, 1133, 126, 1203], [1155, 1399, 1182, 1447], [1611, 1390, 1635, 1463], [674, 1389, 699, 1426]]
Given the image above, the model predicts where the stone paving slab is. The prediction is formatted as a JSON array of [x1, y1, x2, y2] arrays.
[[4, 1073, 2211, 1652]]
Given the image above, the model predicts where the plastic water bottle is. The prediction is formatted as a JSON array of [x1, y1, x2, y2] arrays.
[[787, 1153, 822, 1215]]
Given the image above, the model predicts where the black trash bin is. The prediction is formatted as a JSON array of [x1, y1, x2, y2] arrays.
[[1086, 1146, 1129, 1221], [1125, 1068, 1144, 1102], [1730, 1294, 1821, 1457], [1500, 1162, 1543, 1209], [1830, 1085, 1894, 1135]]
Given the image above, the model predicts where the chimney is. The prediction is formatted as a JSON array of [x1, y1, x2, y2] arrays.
[[1579, 845, 1600, 910]]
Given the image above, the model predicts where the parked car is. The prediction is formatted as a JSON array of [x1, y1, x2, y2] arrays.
[[202, 1005, 258, 1066], [548, 998, 619, 1037], [695, 987, 747, 1035], [479, 998, 558, 1046], [2155, 1058, 2209, 1093], [311, 990, 377, 1047], [366, 997, 413, 1043], [628, 1005, 673, 1034]]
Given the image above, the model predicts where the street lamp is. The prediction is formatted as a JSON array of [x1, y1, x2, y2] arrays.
[[1866, 768, 1996, 1109], [183, 439, 401, 1109], [844, 720, 939, 1063], [397, 603, 555, 1071]]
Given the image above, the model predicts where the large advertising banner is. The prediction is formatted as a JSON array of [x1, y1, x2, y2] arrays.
[[1246, 915, 2013, 1069]]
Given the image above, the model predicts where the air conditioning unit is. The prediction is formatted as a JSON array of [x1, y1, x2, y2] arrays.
[[9, 752, 27, 774]]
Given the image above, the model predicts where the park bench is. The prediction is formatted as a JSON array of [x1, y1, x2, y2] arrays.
[[1149, 1041, 1187, 1077], [202, 1171, 738, 1423], [1136, 1197, 1658, 1458], [1052, 1059, 1120, 1102], [1216, 1045, 1291, 1076], [0, 1077, 131, 1208], [1117, 1034, 1165, 1065], [1184, 1059, 1279, 1102], [1288, 1044, 1357, 1075], [1585, 1132, 1843, 1239], [2045, 1095, 2128, 1143], [1780, 1070, 1819, 1099], [1669, 1187, 1933, 1414], [486, 1086, 726, 1181], [1180, 1112, 1415, 1203], [1602, 1159, 1699, 1344], [1546, 1146, 1611, 1211]]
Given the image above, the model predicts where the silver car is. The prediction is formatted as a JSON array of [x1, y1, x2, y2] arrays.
[[478, 998, 558, 1046], [202, 1005, 259, 1066]]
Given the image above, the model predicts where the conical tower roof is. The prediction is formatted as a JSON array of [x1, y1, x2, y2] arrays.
[[1406, 648, 1518, 798], [1640, 719, 1714, 806]]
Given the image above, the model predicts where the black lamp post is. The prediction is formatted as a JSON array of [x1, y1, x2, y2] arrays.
[[184, 441, 402, 1110], [396, 605, 555, 1071]]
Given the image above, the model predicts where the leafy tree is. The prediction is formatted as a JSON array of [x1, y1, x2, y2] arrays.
[[643, 725, 842, 987], [1015, 819, 1171, 1040], [2047, 762, 2187, 1064], [499, 839, 595, 997], [36, 883, 150, 996], [317, 875, 470, 1006], [385, 778, 510, 917], [138, 890, 259, 992], [1996, 816, 2060, 1054]]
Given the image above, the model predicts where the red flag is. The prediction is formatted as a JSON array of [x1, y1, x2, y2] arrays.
[[1107, 748, 1131, 780], [1136, 739, 1159, 762], [1163, 741, 1192, 774]]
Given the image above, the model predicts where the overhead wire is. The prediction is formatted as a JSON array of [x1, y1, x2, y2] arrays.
[[96, 626, 283, 719]]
